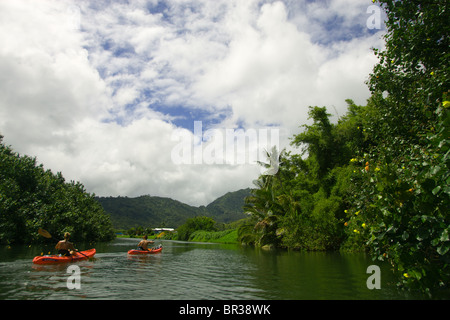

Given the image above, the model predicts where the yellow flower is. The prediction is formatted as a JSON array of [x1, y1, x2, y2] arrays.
[[362, 223, 367, 229], [344, 209, 348, 213], [350, 158, 358, 163], [355, 211, 360, 216], [430, 71, 435, 76], [443, 101, 450, 109], [353, 229, 360, 234], [403, 273, 409, 278], [375, 167, 380, 172]]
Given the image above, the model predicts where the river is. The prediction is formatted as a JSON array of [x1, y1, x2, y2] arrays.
[[0, 238, 431, 300]]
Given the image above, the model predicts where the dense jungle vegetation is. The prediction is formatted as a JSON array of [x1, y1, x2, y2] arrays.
[[0, 135, 116, 244], [238, 1, 449, 295]]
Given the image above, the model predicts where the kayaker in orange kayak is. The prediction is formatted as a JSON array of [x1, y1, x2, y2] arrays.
[[55, 232, 78, 256], [137, 235, 154, 251]]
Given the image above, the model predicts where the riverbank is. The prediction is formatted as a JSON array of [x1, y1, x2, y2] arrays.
[[189, 229, 238, 244], [115, 229, 239, 244]]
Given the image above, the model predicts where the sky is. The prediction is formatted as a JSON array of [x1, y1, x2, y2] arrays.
[[0, 0, 386, 207]]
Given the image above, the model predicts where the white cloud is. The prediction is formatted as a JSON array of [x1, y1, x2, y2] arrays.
[[193, 1, 383, 130], [0, 0, 385, 206], [0, 0, 111, 146]]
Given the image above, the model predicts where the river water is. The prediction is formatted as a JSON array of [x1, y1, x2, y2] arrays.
[[0, 238, 433, 300]]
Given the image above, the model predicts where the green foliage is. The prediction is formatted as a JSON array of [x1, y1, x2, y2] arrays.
[[96, 189, 250, 229], [176, 216, 217, 241], [345, 1, 450, 295], [96, 195, 201, 229], [240, 106, 360, 251], [345, 99, 450, 294], [239, 1, 449, 295], [205, 189, 251, 223], [126, 226, 155, 238], [292, 107, 337, 179], [0, 136, 115, 244], [189, 229, 238, 244]]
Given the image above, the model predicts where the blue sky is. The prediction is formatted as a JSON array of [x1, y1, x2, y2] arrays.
[[0, 0, 386, 206], [81, 0, 384, 132]]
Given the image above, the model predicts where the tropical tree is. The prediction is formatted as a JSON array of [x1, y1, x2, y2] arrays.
[[345, 0, 450, 295], [239, 147, 285, 247], [176, 216, 217, 241], [240, 110, 356, 250], [0, 135, 115, 244], [291, 106, 339, 181], [237, 0, 448, 296]]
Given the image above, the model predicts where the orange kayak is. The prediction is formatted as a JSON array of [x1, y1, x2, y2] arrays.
[[32, 249, 96, 264], [128, 246, 162, 255]]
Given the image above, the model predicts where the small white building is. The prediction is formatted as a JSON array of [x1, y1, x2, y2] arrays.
[[152, 228, 175, 233]]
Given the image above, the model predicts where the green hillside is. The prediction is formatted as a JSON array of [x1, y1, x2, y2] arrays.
[[96, 188, 250, 229], [206, 188, 251, 223]]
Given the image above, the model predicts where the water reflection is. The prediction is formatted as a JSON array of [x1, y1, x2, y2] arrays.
[[241, 249, 390, 299], [0, 238, 435, 300]]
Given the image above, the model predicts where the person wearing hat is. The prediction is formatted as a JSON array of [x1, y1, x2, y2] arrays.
[[55, 232, 78, 256]]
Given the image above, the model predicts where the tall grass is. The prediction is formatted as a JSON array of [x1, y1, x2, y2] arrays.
[[189, 229, 238, 244]]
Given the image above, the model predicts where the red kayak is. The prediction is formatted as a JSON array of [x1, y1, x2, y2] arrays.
[[128, 246, 163, 255], [32, 249, 96, 265]]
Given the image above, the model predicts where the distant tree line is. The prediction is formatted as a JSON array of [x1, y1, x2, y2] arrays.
[[125, 226, 155, 237], [176, 216, 217, 241]]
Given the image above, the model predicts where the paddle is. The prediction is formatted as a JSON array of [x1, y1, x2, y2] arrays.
[[38, 228, 52, 239], [38, 228, 89, 259]]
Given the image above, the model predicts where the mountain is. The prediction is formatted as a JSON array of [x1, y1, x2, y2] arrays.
[[96, 188, 251, 229], [206, 188, 251, 223]]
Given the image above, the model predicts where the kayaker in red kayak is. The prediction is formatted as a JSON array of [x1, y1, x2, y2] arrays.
[[137, 235, 154, 251], [55, 232, 78, 256]]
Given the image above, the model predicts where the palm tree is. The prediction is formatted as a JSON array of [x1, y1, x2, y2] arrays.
[[258, 146, 283, 176], [239, 147, 286, 247]]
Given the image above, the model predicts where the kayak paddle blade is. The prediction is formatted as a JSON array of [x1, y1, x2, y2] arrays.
[[38, 228, 52, 239]]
